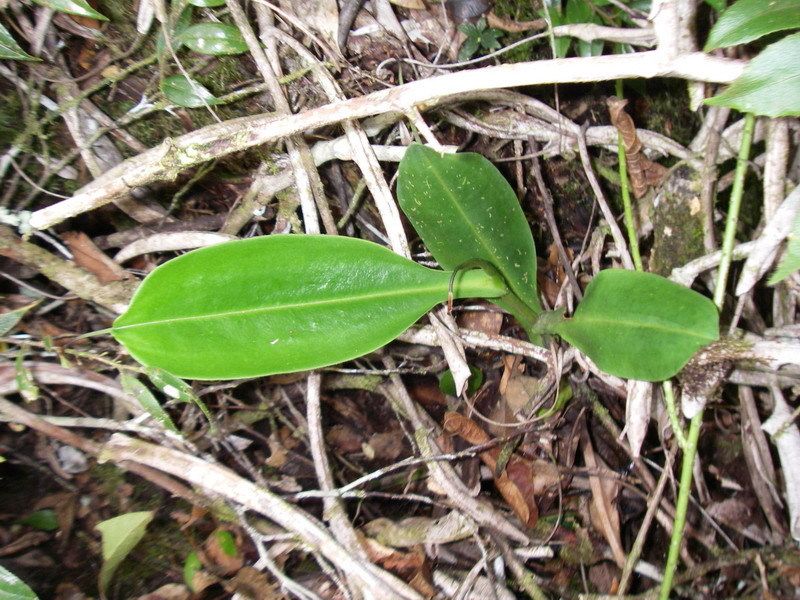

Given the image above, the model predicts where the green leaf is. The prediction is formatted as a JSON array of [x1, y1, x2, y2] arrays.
[[458, 37, 481, 61], [704, 0, 727, 12], [551, 270, 719, 381], [177, 23, 248, 55], [215, 530, 238, 556], [161, 75, 220, 108], [144, 367, 216, 431], [0, 301, 40, 336], [439, 366, 484, 396], [0, 22, 39, 61], [112, 235, 506, 380], [566, 0, 604, 57], [31, 0, 108, 21], [96, 511, 154, 597], [397, 144, 541, 326], [120, 373, 179, 433], [704, 0, 800, 50], [706, 33, 800, 117], [768, 210, 800, 284], [18, 509, 59, 531], [0, 565, 38, 599], [183, 551, 203, 591]]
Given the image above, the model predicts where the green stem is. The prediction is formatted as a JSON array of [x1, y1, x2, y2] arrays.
[[659, 113, 755, 600], [714, 112, 756, 308], [615, 79, 643, 271], [658, 411, 702, 600], [662, 380, 688, 450]]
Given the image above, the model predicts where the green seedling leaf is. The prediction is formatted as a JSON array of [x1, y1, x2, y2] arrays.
[[18, 509, 59, 531], [31, 0, 108, 21], [113, 235, 506, 380], [439, 365, 484, 396], [183, 551, 203, 592], [398, 144, 541, 331], [15, 351, 38, 402], [0, 22, 39, 61], [0, 301, 40, 336], [161, 75, 220, 108], [552, 270, 719, 381], [565, 0, 604, 57], [704, 0, 800, 50], [144, 367, 215, 431], [215, 530, 238, 556], [96, 511, 154, 597], [120, 373, 179, 433], [768, 210, 800, 285], [706, 33, 800, 117], [0, 565, 38, 599], [177, 23, 248, 55]]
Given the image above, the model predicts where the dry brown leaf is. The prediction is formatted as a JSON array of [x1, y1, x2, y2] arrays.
[[364, 540, 434, 599], [325, 424, 364, 454], [486, 11, 546, 33], [390, 0, 425, 8], [607, 97, 668, 199], [278, 0, 339, 50], [444, 412, 541, 527], [202, 528, 244, 575], [366, 431, 405, 461], [136, 584, 191, 600], [457, 307, 504, 336], [581, 428, 626, 568], [62, 231, 129, 283], [223, 567, 284, 600]]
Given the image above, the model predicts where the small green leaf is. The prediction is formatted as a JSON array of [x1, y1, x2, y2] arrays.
[[458, 37, 481, 61], [177, 23, 248, 55], [113, 236, 506, 380], [0, 22, 39, 61], [0, 565, 38, 599], [704, 0, 728, 12], [397, 144, 541, 327], [96, 511, 154, 597], [18, 509, 59, 531], [161, 75, 220, 108], [706, 33, 800, 117], [439, 366, 484, 396], [0, 301, 40, 336], [768, 211, 800, 284], [552, 270, 719, 381], [704, 0, 800, 50], [120, 373, 179, 433], [215, 530, 238, 556], [15, 351, 38, 402], [144, 367, 215, 431], [183, 551, 203, 591], [31, 0, 108, 21]]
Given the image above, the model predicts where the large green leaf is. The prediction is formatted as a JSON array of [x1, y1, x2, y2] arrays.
[[112, 235, 506, 380], [397, 144, 541, 329], [704, 0, 800, 50], [31, 0, 108, 21], [552, 270, 719, 381], [176, 23, 247, 55], [0, 565, 38, 600], [96, 511, 154, 597], [706, 33, 800, 117], [0, 22, 38, 61]]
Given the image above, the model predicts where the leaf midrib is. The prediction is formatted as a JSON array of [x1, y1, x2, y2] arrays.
[[114, 281, 447, 332], [561, 314, 717, 342]]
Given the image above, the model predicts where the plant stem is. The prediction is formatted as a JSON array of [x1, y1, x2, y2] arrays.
[[658, 410, 702, 600], [714, 112, 756, 308], [659, 113, 755, 600], [615, 79, 644, 271], [662, 380, 688, 450]]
